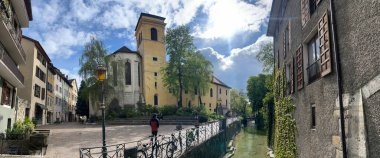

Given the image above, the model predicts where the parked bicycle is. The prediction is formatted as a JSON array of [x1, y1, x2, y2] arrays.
[[137, 135, 165, 158], [166, 130, 183, 158]]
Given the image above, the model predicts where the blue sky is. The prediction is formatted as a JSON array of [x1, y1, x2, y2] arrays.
[[23, 0, 273, 91]]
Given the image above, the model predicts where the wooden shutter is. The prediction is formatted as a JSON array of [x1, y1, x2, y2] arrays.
[[318, 12, 332, 77], [317, 0, 322, 5], [301, 0, 310, 27], [296, 45, 304, 90], [283, 31, 286, 59], [290, 57, 294, 94]]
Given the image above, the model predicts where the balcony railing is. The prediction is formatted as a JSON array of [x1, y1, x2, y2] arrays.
[[0, 43, 24, 83], [307, 59, 321, 84], [0, 0, 26, 61]]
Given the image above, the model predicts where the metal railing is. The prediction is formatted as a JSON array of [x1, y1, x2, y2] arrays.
[[79, 117, 239, 158], [0, 0, 26, 61], [0, 43, 24, 83], [307, 59, 321, 84]]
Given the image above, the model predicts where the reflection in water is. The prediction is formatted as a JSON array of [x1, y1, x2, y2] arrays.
[[233, 122, 268, 158]]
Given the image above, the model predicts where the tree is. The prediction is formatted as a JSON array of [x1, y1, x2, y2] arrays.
[[256, 42, 274, 73], [230, 89, 251, 117], [79, 37, 108, 87], [246, 74, 270, 130], [76, 80, 89, 117], [183, 52, 213, 105], [162, 25, 197, 108]]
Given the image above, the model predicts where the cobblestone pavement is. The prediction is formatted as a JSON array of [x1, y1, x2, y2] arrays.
[[37, 122, 192, 158]]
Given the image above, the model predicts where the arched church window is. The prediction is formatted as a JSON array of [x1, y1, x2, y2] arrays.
[[210, 88, 213, 97], [125, 61, 131, 85], [151, 28, 157, 41]]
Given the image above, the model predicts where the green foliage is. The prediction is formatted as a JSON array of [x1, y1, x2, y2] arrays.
[[158, 105, 177, 116], [256, 42, 274, 73], [76, 80, 89, 117], [273, 67, 297, 158], [6, 119, 35, 140], [247, 74, 271, 130], [162, 25, 212, 108], [230, 89, 251, 117]]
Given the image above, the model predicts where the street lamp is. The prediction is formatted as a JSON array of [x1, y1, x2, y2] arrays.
[[97, 64, 107, 158]]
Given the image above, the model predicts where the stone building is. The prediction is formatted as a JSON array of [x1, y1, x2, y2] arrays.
[[268, 0, 379, 157], [68, 79, 78, 121], [0, 0, 32, 133], [19, 36, 51, 125], [89, 13, 231, 117]]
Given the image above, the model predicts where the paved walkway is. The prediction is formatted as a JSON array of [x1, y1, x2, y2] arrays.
[[38, 122, 191, 158]]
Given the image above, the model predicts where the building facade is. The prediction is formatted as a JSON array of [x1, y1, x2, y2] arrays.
[[69, 79, 77, 121], [0, 0, 32, 133], [268, 0, 379, 157], [90, 13, 231, 116], [46, 63, 56, 124], [19, 36, 51, 125], [53, 68, 63, 122]]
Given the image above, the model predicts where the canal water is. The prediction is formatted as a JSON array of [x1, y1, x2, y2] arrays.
[[233, 123, 268, 157]]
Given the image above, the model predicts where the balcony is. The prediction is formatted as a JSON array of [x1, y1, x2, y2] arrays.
[[0, 43, 24, 87], [0, 1, 26, 64], [307, 59, 321, 84]]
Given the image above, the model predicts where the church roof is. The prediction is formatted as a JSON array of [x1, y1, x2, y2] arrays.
[[110, 46, 141, 57], [135, 13, 166, 31], [212, 76, 231, 89]]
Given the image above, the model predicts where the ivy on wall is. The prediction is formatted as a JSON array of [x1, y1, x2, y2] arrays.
[[273, 67, 297, 158]]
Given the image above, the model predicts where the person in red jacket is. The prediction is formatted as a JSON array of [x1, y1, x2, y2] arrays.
[[150, 114, 160, 137]]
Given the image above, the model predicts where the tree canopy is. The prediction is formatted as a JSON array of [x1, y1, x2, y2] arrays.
[[76, 80, 89, 117], [162, 25, 212, 107], [256, 42, 274, 73], [230, 89, 251, 117]]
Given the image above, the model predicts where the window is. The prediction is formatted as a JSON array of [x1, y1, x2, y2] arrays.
[[210, 88, 213, 97], [154, 94, 158, 106], [153, 57, 157, 61], [56, 97, 58, 104], [112, 62, 117, 86], [1, 82, 12, 105], [307, 35, 321, 83], [184, 89, 188, 94], [219, 88, 221, 94], [138, 63, 141, 86], [35, 66, 46, 82], [155, 82, 157, 89], [151, 28, 157, 41], [7, 118, 11, 129], [25, 108, 30, 118], [309, 0, 317, 15], [284, 26, 289, 58], [138, 32, 142, 46], [194, 88, 198, 95], [226, 90, 228, 95], [154, 72, 157, 76], [311, 105, 316, 129], [34, 84, 41, 98], [41, 88, 45, 100], [226, 100, 227, 107], [125, 61, 131, 85], [209, 103, 211, 111]]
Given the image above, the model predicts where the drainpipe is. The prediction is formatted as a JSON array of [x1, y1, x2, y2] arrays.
[[329, 0, 347, 157]]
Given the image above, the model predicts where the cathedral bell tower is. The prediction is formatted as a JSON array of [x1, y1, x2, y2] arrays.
[[135, 13, 175, 106]]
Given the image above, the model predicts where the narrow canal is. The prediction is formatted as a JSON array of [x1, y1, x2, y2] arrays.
[[233, 123, 268, 157]]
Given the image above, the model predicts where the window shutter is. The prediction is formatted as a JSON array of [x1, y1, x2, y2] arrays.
[[290, 57, 294, 94], [283, 31, 286, 59], [301, 0, 310, 27], [318, 12, 332, 77], [288, 21, 292, 51], [317, 0, 322, 5], [296, 45, 304, 90]]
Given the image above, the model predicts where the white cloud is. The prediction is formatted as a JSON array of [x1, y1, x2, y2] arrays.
[[199, 34, 272, 89]]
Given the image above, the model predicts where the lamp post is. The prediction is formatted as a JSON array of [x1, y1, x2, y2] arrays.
[[97, 64, 107, 158]]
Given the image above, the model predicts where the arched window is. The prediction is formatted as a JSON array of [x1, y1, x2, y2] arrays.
[[210, 88, 213, 97], [151, 28, 157, 41], [154, 94, 158, 106], [125, 61, 131, 85], [112, 62, 117, 86]]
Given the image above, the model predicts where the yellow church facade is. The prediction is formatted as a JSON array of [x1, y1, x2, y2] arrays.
[[90, 13, 230, 116]]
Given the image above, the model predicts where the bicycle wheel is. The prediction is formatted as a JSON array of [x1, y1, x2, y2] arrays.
[[137, 150, 147, 158]]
